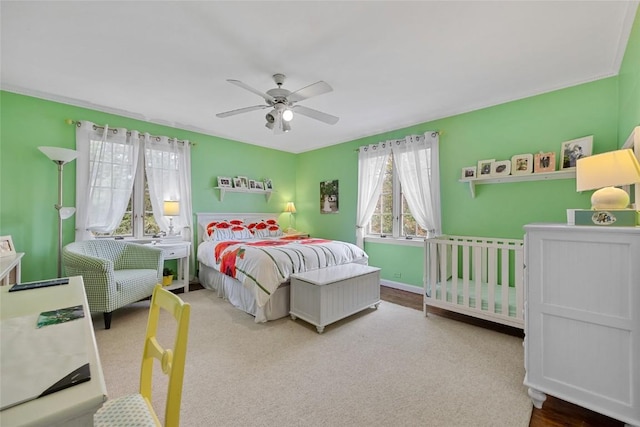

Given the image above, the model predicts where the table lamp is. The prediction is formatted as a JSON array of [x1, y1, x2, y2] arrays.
[[284, 201, 296, 233], [39, 146, 79, 278], [163, 200, 180, 236], [576, 148, 640, 210]]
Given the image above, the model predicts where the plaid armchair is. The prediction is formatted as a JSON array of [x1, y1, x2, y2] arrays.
[[63, 240, 164, 329]]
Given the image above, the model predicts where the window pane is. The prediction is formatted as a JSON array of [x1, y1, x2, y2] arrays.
[[143, 178, 160, 236]]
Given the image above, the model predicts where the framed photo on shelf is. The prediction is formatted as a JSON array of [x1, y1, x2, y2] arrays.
[[490, 160, 511, 176], [217, 176, 232, 187], [248, 179, 257, 189], [0, 235, 16, 258], [511, 154, 533, 175], [237, 176, 249, 188], [560, 136, 593, 170], [461, 166, 477, 179], [233, 177, 242, 188], [534, 152, 556, 173], [477, 159, 494, 177], [255, 181, 264, 190], [264, 179, 273, 190]]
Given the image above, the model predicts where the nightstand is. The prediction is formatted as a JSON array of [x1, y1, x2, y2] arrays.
[[146, 241, 191, 293], [283, 232, 310, 239]]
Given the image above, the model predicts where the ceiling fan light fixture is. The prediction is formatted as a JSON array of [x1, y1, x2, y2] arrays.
[[283, 121, 291, 132], [282, 109, 293, 122], [265, 111, 275, 123]]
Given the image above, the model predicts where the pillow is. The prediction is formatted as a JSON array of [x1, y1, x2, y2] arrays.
[[204, 220, 253, 241], [247, 219, 283, 238]]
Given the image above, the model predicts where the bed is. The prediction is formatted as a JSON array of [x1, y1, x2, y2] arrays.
[[196, 213, 368, 322], [424, 235, 524, 329]]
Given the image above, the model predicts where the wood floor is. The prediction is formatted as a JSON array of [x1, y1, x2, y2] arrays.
[[379, 286, 625, 427]]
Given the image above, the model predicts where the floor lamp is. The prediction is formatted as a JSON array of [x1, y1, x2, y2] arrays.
[[39, 146, 78, 278]]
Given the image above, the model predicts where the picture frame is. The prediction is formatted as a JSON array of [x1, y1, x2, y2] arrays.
[[264, 179, 273, 190], [233, 177, 242, 188], [217, 176, 232, 188], [0, 235, 16, 258], [237, 176, 249, 188], [511, 154, 533, 175], [490, 160, 511, 177], [534, 152, 556, 173], [248, 179, 257, 189], [320, 179, 339, 214], [560, 135, 593, 170], [477, 159, 495, 177], [461, 166, 477, 180], [255, 181, 264, 190]]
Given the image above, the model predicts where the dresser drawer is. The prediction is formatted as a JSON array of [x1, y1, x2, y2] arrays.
[[160, 245, 188, 259]]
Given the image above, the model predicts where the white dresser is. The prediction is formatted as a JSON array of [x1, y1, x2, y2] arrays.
[[523, 224, 640, 426]]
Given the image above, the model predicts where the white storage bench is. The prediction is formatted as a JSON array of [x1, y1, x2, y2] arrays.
[[290, 263, 381, 333]]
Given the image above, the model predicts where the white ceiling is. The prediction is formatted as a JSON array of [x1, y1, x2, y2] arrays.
[[1, 1, 637, 154]]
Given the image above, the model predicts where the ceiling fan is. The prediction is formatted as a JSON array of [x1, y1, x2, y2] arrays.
[[216, 73, 339, 134]]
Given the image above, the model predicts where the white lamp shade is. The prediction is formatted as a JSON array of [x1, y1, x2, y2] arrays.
[[59, 207, 76, 220], [163, 200, 180, 216], [284, 202, 296, 213], [38, 146, 78, 164], [576, 149, 640, 191]]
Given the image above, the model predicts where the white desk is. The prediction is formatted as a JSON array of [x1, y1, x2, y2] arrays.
[[0, 276, 107, 426], [0, 253, 24, 285]]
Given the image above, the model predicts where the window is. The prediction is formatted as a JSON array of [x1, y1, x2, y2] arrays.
[[92, 142, 160, 238], [368, 153, 427, 238], [357, 132, 440, 247]]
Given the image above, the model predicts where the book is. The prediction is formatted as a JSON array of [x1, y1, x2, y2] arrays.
[[36, 305, 84, 329]]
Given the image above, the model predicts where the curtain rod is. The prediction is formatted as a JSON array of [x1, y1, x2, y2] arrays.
[[353, 131, 441, 152], [65, 119, 196, 146]]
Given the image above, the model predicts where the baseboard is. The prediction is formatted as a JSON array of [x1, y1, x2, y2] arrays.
[[380, 279, 422, 294]]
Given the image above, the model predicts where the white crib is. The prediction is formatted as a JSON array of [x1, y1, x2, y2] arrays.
[[424, 235, 524, 329]]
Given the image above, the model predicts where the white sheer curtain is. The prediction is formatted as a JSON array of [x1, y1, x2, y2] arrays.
[[144, 134, 193, 236], [75, 121, 140, 240], [392, 132, 441, 237], [355, 141, 392, 248]]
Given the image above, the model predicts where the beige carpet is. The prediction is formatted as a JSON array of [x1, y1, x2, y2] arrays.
[[94, 289, 532, 426]]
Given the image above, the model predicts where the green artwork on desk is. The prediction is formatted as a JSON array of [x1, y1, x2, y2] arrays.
[[36, 305, 84, 328]]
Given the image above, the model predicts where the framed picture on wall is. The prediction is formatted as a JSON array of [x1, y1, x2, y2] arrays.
[[511, 154, 533, 175], [237, 176, 249, 188], [461, 166, 477, 179], [534, 152, 556, 173], [320, 180, 339, 214], [233, 177, 242, 188], [264, 179, 273, 190], [0, 235, 16, 258], [560, 136, 593, 170], [217, 176, 232, 187], [490, 160, 511, 177], [477, 159, 494, 177]]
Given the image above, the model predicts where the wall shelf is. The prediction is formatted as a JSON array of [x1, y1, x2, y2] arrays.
[[460, 170, 576, 198], [214, 186, 272, 202]]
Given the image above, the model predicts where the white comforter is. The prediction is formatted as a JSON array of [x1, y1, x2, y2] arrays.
[[197, 237, 367, 308]]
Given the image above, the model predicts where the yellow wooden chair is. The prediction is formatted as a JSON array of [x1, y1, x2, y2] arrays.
[[94, 285, 191, 427]]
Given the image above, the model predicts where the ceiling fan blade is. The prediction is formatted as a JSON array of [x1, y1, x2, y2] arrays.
[[216, 105, 269, 118], [287, 81, 333, 103], [227, 79, 276, 103], [292, 105, 339, 125]]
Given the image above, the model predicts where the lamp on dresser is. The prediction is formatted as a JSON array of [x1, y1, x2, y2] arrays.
[[38, 146, 78, 278], [576, 148, 640, 210]]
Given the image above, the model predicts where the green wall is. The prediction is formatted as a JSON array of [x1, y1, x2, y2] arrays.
[[0, 92, 296, 282], [1, 11, 638, 287], [618, 6, 640, 146]]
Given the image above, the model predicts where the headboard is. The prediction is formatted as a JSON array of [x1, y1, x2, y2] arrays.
[[195, 212, 280, 246]]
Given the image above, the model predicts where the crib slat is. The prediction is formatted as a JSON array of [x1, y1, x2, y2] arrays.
[[438, 242, 448, 302], [451, 243, 459, 306], [501, 248, 510, 316], [515, 247, 524, 320], [462, 244, 470, 307], [473, 245, 482, 310], [487, 247, 496, 314]]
